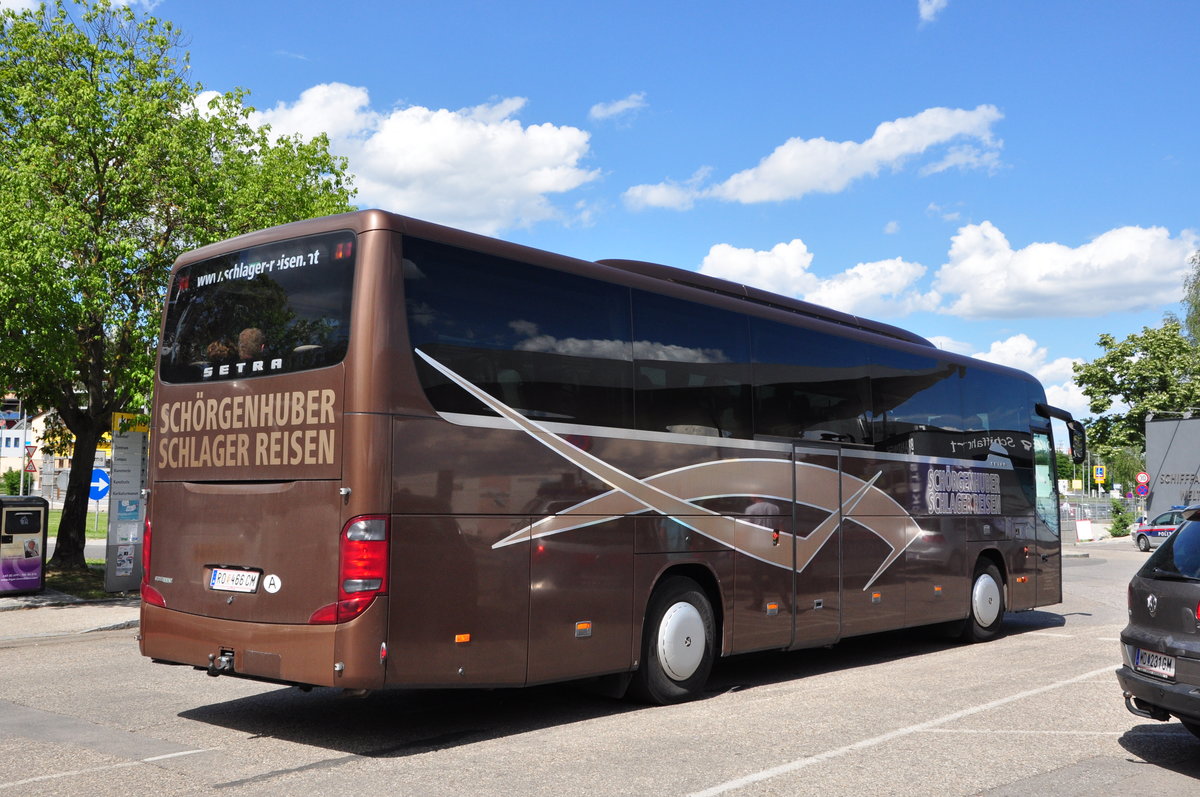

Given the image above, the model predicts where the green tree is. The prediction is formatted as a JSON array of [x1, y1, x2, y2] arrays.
[[1184, 249, 1200, 342], [0, 1, 355, 569], [1101, 445, 1145, 496], [1110, 499, 1134, 538], [1073, 320, 1200, 453], [2, 469, 20, 496]]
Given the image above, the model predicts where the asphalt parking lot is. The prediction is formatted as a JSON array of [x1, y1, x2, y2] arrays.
[[2, 538, 1197, 796]]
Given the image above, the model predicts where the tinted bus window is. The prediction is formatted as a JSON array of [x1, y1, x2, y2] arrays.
[[403, 237, 634, 428], [632, 291, 752, 438], [960, 368, 1034, 464], [870, 349, 963, 454], [752, 318, 870, 444], [159, 231, 356, 383]]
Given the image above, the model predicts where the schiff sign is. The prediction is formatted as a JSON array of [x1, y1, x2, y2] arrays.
[[1145, 415, 1200, 518], [156, 389, 336, 469]]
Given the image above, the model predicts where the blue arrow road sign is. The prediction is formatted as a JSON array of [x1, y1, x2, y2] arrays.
[[90, 468, 111, 501]]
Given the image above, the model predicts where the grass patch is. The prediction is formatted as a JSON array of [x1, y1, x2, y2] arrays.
[[44, 559, 133, 601], [47, 509, 110, 540]]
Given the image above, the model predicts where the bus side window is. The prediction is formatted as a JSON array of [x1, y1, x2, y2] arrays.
[[632, 290, 752, 439], [403, 236, 635, 429], [750, 318, 870, 443]]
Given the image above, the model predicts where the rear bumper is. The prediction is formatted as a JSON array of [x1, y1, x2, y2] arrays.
[[1116, 665, 1200, 724], [139, 598, 388, 690]]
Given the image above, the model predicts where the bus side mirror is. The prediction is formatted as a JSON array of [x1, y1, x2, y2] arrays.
[[1067, 420, 1087, 465]]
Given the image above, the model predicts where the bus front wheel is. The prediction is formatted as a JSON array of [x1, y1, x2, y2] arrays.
[[632, 576, 715, 705], [961, 561, 1005, 642]]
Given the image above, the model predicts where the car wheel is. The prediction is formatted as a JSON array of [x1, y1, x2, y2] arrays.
[[1137, 535, 1151, 552], [961, 561, 1005, 642], [1182, 720, 1200, 741], [631, 576, 715, 705]]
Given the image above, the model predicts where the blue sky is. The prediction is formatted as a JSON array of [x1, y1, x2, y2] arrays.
[[11, 1, 1200, 423]]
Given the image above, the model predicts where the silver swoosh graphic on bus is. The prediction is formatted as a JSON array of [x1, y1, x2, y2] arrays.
[[416, 350, 917, 589]]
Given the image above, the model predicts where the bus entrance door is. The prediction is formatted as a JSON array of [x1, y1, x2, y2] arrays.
[[1033, 431, 1063, 606], [789, 445, 844, 649]]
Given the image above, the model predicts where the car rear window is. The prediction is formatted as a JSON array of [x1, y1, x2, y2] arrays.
[[1140, 519, 1200, 579]]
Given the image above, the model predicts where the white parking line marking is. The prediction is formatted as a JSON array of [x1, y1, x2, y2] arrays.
[[689, 665, 1114, 797], [0, 749, 210, 790]]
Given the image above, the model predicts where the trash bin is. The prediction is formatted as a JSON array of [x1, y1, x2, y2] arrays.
[[0, 496, 49, 596]]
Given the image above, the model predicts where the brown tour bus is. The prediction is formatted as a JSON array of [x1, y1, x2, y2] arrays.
[[139, 209, 1086, 704]]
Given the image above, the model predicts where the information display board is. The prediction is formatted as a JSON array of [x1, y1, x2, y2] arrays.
[[104, 414, 148, 593]]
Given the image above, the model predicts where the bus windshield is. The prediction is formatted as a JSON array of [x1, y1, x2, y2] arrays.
[[158, 230, 356, 383]]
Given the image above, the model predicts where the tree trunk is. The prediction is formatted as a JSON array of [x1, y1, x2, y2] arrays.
[[47, 422, 104, 571]]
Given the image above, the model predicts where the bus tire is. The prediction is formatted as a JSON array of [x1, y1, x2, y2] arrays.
[[631, 577, 715, 705], [1137, 535, 1151, 552], [961, 561, 1005, 643]]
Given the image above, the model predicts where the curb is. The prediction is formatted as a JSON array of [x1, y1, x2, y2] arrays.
[[83, 618, 140, 633], [0, 590, 139, 613]]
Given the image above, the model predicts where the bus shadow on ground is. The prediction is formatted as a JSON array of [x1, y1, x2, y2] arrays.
[[706, 610, 1067, 696], [179, 679, 642, 759], [180, 612, 1068, 760]]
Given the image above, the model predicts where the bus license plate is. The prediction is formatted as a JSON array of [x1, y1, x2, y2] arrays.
[[1135, 648, 1176, 679], [209, 568, 260, 593]]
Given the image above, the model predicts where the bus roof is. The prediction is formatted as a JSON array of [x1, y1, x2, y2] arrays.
[[596, 258, 933, 349]]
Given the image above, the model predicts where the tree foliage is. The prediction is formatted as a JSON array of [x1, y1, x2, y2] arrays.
[[1185, 249, 1200, 342], [0, 1, 355, 568], [1073, 320, 1200, 454], [1109, 498, 1134, 538]]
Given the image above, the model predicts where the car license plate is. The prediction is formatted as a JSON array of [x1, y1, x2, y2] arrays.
[[209, 568, 260, 593], [1135, 648, 1176, 679]]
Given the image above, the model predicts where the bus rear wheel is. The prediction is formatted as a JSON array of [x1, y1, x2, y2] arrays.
[[961, 561, 1005, 642], [631, 576, 715, 705]]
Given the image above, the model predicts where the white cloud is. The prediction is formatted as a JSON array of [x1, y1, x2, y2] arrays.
[[918, 0, 949, 24], [884, 220, 901, 234], [623, 180, 697, 212], [697, 241, 938, 318], [1044, 381, 1089, 422], [934, 222, 1200, 318], [623, 167, 711, 211], [254, 83, 379, 141], [589, 92, 647, 122], [971, 334, 1088, 420], [927, 335, 974, 355], [804, 258, 941, 317], [919, 144, 1001, 176], [696, 220, 1198, 325], [699, 240, 819, 298], [0, 0, 37, 11], [926, 201, 962, 222], [624, 105, 1002, 210], [974, 334, 1079, 384], [252, 83, 600, 234]]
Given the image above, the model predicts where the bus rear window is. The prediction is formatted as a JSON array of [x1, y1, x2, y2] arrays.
[[159, 230, 356, 383]]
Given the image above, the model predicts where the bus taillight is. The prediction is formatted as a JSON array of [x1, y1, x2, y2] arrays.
[[309, 516, 389, 624], [141, 518, 166, 607]]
